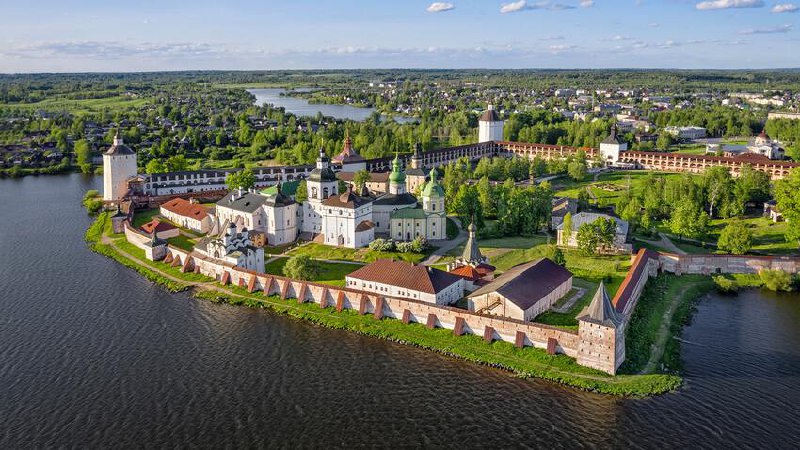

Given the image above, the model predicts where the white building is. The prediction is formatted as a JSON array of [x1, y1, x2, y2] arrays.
[[102, 132, 138, 201], [747, 130, 785, 160], [478, 104, 504, 143], [195, 222, 264, 272], [302, 148, 339, 235], [215, 188, 299, 246], [320, 186, 375, 248], [467, 258, 573, 321], [389, 167, 447, 241], [346, 259, 464, 306], [664, 126, 707, 140], [599, 126, 628, 165], [159, 198, 212, 234]]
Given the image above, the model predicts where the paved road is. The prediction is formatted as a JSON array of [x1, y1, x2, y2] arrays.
[[421, 217, 466, 266]]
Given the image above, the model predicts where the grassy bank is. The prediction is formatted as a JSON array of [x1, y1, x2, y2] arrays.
[[86, 214, 682, 397], [619, 274, 715, 374]]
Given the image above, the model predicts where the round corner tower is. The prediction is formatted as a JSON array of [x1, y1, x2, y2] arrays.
[[478, 104, 504, 143]]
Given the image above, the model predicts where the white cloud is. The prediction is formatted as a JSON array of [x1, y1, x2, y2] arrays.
[[1, 41, 227, 59], [426, 2, 455, 13], [500, 1, 576, 13], [772, 3, 799, 13], [549, 44, 576, 54], [649, 22, 659, 27], [739, 24, 792, 34], [580, 0, 594, 7], [695, 0, 764, 11]]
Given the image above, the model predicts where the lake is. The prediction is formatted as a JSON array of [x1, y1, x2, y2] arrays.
[[248, 88, 416, 124], [1, 174, 798, 448]]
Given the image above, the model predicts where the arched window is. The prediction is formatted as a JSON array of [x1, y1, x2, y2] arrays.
[[312, 187, 318, 199], [323, 187, 329, 199]]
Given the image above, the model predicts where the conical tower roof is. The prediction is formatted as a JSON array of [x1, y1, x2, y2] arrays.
[[461, 219, 484, 265], [577, 282, 622, 327]]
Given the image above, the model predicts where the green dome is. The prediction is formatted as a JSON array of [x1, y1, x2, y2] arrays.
[[422, 167, 444, 198], [389, 154, 405, 184]]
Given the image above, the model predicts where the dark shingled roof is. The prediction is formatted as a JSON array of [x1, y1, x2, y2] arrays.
[[601, 126, 623, 145], [577, 282, 622, 328], [322, 186, 373, 209], [104, 133, 135, 156], [216, 192, 268, 213], [479, 108, 501, 122], [468, 258, 572, 311], [347, 259, 462, 295], [373, 192, 418, 206]]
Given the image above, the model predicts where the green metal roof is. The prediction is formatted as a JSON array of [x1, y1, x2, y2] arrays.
[[421, 167, 444, 198]]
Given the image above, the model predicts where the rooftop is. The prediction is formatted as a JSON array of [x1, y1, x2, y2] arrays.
[[468, 258, 573, 311], [160, 198, 209, 221], [347, 259, 462, 295]]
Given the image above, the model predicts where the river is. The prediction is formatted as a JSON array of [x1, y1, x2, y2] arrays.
[[248, 88, 417, 124], [1, 174, 798, 448]]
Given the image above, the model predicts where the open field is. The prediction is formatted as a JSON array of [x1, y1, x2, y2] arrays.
[[654, 216, 797, 255], [552, 170, 695, 208], [264, 257, 362, 287], [2, 95, 151, 114]]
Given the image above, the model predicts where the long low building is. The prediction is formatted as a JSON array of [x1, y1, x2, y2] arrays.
[[159, 197, 212, 233], [467, 258, 573, 321], [345, 259, 464, 305]]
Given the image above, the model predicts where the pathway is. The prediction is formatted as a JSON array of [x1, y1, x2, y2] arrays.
[[551, 288, 586, 314], [637, 233, 687, 255], [641, 283, 694, 374], [420, 217, 466, 266]]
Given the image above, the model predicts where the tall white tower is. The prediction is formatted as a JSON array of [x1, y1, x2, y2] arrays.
[[478, 104, 504, 143], [599, 125, 628, 166], [302, 147, 339, 233], [102, 132, 138, 201]]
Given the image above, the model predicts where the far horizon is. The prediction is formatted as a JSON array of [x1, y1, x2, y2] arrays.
[[2, 0, 799, 73]]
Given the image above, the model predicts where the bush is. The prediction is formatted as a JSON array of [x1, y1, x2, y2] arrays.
[[759, 269, 794, 292], [713, 276, 739, 294], [369, 238, 395, 252], [410, 236, 428, 253], [396, 242, 414, 253], [544, 245, 566, 266]]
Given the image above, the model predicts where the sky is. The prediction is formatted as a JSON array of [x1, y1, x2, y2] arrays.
[[1, 0, 799, 72]]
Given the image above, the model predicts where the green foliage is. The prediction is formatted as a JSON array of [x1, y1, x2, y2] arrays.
[[774, 168, 800, 245], [713, 275, 739, 293], [81, 189, 103, 215], [498, 184, 552, 237], [545, 245, 566, 266], [561, 212, 573, 244], [759, 269, 794, 292], [145, 159, 167, 174], [368, 238, 395, 252], [353, 169, 371, 191], [451, 184, 483, 230], [283, 255, 320, 281], [576, 217, 616, 256], [295, 179, 308, 203], [74, 139, 92, 173], [226, 168, 256, 190], [717, 220, 753, 255], [668, 201, 708, 241]]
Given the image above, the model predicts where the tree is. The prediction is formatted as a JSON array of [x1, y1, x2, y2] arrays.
[[656, 132, 674, 150], [74, 139, 92, 174], [703, 166, 734, 218], [283, 255, 319, 281], [561, 212, 573, 245], [567, 159, 586, 181], [165, 154, 189, 172], [759, 269, 794, 292], [669, 201, 708, 241], [476, 176, 495, 217], [226, 168, 256, 191], [353, 169, 371, 192], [146, 159, 167, 174], [295, 180, 308, 203], [451, 184, 483, 230], [546, 245, 566, 266], [717, 220, 753, 255], [734, 164, 771, 207], [576, 223, 600, 256], [774, 168, 800, 245]]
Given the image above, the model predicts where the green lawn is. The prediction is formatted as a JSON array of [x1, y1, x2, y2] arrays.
[[131, 208, 161, 228], [264, 257, 362, 287], [658, 216, 797, 256], [535, 278, 599, 328], [3, 95, 150, 114], [167, 234, 197, 251], [288, 242, 430, 264], [553, 171, 698, 208]]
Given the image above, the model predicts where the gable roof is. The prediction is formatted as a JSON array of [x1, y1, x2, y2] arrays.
[[467, 258, 572, 311], [322, 186, 373, 209], [346, 259, 462, 295], [160, 198, 209, 221], [556, 212, 629, 236], [216, 192, 268, 213], [140, 218, 177, 234]]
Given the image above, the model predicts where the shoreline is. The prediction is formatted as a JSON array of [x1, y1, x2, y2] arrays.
[[85, 212, 695, 397]]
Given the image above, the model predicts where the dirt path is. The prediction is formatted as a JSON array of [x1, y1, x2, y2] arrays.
[[641, 283, 694, 374]]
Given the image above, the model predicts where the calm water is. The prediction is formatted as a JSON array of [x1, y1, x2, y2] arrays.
[[248, 88, 416, 124], [1, 174, 799, 448]]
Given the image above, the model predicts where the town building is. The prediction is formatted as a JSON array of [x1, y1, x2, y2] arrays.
[[321, 185, 375, 248], [556, 212, 630, 253], [551, 197, 578, 230], [664, 126, 707, 141], [388, 166, 446, 242], [102, 132, 137, 201], [404, 143, 428, 194], [159, 198, 212, 233], [195, 222, 264, 272], [302, 148, 340, 236], [478, 104, 504, 143], [747, 130, 784, 160], [345, 259, 464, 305], [214, 187, 299, 246], [466, 258, 573, 321]]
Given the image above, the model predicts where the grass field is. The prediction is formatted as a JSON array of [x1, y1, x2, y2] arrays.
[[553, 170, 695, 208], [2, 95, 151, 114], [655, 216, 797, 255], [131, 208, 161, 228], [264, 257, 362, 287], [167, 234, 198, 251], [288, 242, 430, 264]]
